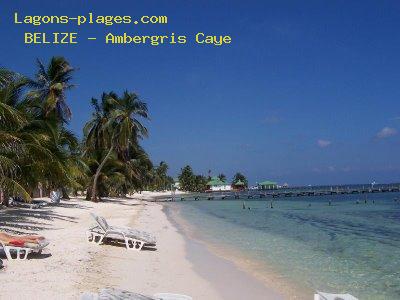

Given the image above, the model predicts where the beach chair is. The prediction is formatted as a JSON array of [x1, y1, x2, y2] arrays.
[[86, 213, 156, 251], [50, 190, 62, 204], [10, 197, 47, 209], [314, 291, 359, 300], [0, 239, 49, 261], [80, 288, 192, 300]]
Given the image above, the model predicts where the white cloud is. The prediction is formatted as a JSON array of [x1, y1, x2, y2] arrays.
[[376, 127, 397, 139], [317, 139, 332, 148]]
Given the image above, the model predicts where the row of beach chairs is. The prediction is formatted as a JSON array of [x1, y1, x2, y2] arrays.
[[0, 213, 155, 261]]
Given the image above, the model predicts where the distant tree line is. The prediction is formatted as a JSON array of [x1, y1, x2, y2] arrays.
[[177, 166, 248, 192], [178, 166, 208, 192], [146, 161, 174, 191]]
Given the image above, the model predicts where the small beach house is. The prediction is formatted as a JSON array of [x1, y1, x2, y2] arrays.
[[207, 176, 232, 191], [258, 180, 278, 190]]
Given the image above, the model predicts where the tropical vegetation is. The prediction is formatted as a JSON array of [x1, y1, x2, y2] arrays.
[[0, 57, 248, 206], [0, 57, 174, 205], [146, 161, 174, 191], [178, 165, 208, 192], [0, 57, 84, 205], [217, 173, 226, 182], [232, 172, 248, 187]]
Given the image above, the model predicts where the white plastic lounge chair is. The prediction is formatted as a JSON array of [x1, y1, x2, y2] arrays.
[[314, 291, 359, 300], [86, 213, 156, 251], [10, 197, 47, 209], [0, 239, 49, 261], [80, 288, 192, 300]]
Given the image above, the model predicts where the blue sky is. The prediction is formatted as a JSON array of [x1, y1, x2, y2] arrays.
[[1, 1, 400, 186]]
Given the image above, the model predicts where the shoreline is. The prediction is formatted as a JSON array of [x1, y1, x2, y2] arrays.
[[163, 202, 311, 300], [163, 204, 286, 300]]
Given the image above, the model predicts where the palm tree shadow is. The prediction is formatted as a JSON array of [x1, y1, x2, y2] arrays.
[[0, 200, 90, 235], [29, 252, 52, 259], [0, 251, 52, 260]]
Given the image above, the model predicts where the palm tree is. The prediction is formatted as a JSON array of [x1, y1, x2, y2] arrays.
[[22, 117, 85, 197], [27, 57, 75, 122], [84, 91, 149, 201], [0, 58, 81, 205], [218, 173, 227, 182], [0, 69, 31, 204]]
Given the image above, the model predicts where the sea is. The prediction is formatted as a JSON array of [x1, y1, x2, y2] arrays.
[[166, 191, 400, 299]]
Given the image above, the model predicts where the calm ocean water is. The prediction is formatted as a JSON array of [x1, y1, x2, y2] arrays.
[[172, 192, 400, 299]]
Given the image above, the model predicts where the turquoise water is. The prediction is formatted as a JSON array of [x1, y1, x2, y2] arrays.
[[172, 193, 400, 299]]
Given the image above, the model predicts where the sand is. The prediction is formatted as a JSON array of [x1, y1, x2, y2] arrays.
[[0, 194, 284, 300]]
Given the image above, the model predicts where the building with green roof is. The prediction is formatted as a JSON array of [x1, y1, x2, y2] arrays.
[[258, 180, 278, 190], [207, 176, 232, 191]]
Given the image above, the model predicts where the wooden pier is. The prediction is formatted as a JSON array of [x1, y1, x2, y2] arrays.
[[155, 185, 400, 202]]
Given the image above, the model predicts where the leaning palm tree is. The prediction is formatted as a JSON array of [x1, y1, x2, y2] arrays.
[[84, 91, 149, 202]]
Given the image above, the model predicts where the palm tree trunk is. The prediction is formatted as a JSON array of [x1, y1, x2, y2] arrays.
[[38, 183, 43, 198], [91, 145, 114, 202], [61, 187, 70, 200], [2, 192, 9, 207], [85, 187, 91, 200]]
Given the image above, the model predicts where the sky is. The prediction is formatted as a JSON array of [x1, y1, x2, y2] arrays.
[[1, 0, 400, 186]]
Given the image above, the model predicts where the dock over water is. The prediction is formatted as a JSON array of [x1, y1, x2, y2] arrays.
[[149, 184, 400, 202]]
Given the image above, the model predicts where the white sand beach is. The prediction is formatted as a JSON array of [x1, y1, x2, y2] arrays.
[[0, 194, 285, 300]]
